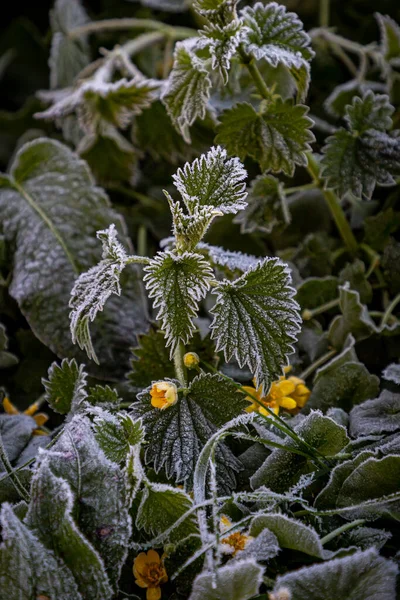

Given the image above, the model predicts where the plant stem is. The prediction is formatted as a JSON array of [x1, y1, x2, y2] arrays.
[[320, 519, 365, 545], [68, 18, 196, 41], [137, 225, 147, 258], [284, 182, 317, 195], [319, 0, 330, 28], [174, 342, 187, 386], [122, 31, 166, 57], [380, 292, 400, 327], [302, 298, 340, 320], [0, 433, 30, 503], [306, 153, 358, 255], [239, 46, 273, 99], [299, 349, 337, 381]]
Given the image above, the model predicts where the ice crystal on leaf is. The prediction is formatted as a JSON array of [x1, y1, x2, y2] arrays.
[[200, 20, 245, 83]]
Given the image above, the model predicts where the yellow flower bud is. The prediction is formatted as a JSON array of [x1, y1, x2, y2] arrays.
[[183, 352, 200, 369], [150, 381, 178, 410]]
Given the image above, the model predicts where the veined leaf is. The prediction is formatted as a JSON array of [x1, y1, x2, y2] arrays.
[[49, 0, 90, 89], [131, 373, 246, 485], [193, 0, 238, 24], [92, 408, 144, 463], [215, 100, 315, 176], [200, 20, 244, 83], [210, 257, 301, 393], [241, 1, 314, 100], [162, 40, 212, 143], [349, 390, 400, 437], [321, 92, 400, 199], [166, 192, 220, 252], [143, 251, 214, 356], [189, 558, 264, 600], [0, 138, 148, 378], [172, 145, 247, 214], [197, 243, 260, 273], [234, 174, 288, 234], [376, 13, 400, 66], [42, 358, 87, 414]]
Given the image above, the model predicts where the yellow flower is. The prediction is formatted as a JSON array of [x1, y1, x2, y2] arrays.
[[2, 397, 48, 435], [243, 371, 310, 416], [220, 516, 253, 556], [133, 549, 168, 600], [150, 382, 178, 410], [183, 352, 200, 369]]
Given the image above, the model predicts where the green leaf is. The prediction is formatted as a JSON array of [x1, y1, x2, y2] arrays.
[[328, 285, 377, 349], [324, 80, 386, 119], [250, 513, 332, 559], [193, 0, 237, 24], [198, 243, 259, 274], [321, 92, 400, 200], [172, 145, 248, 215], [376, 13, 400, 65], [128, 328, 176, 388], [200, 20, 244, 83], [143, 251, 213, 356], [306, 361, 379, 414], [26, 459, 113, 599], [0, 502, 81, 599], [364, 208, 400, 252], [86, 384, 121, 408], [339, 259, 372, 304], [251, 411, 349, 491], [349, 391, 400, 437], [273, 548, 398, 600], [189, 558, 264, 600], [0, 415, 37, 466], [131, 373, 246, 485], [210, 257, 301, 393], [215, 99, 315, 176], [49, 0, 90, 89], [166, 193, 221, 252], [234, 174, 288, 235], [136, 482, 198, 543], [43, 415, 131, 588], [382, 237, 400, 294], [241, 2, 314, 100], [296, 276, 338, 310], [0, 323, 18, 369], [42, 358, 87, 414], [92, 409, 144, 463], [0, 138, 147, 378], [162, 40, 212, 143]]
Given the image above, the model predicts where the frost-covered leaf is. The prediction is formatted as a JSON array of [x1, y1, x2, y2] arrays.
[[328, 285, 378, 349], [162, 40, 212, 143], [0, 503, 81, 599], [143, 251, 213, 356], [131, 373, 246, 485], [241, 2, 314, 100], [349, 391, 400, 437], [0, 138, 148, 378], [215, 100, 315, 176], [321, 92, 400, 200], [324, 79, 387, 119], [0, 414, 37, 466], [92, 409, 144, 463], [273, 548, 398, 600], [42, 358, 87, 414], [193, 0, 238, 23], [339, 259, 372, 305], [26, 459, 113, 599], [172, 145, 247, 215], [296, 276, 338, 310], [166, 193, 221, 252], [189, 558, 264, 600], [49, 0, 90, 89], [86, 384, 121, 408], [345, 526, 392, 552], [382, 363, 400, 384], [128, 328, 175, 389], [200, 20, 244, 83], [234, 174, 288, 235], [250, 513, 331, 559], [0, 323, 18, 369], [42, 415, 131, 587], [306, 361, 379, 413], [210, 257, 301, 393], [69, 224, 132, 363], [376, 13, 400, 66], [198, 243, 260, 273], [251, 411, 349, 491], [136, 482, 198, 543]]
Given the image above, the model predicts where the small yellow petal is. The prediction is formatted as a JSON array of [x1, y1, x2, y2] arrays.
[[279, 397, 297, 410], [277, 380, 296, 396], [33, 413, 49, 427], [147, 587, 162, 600], [2, 397, 19, 415], [133, 552, 148, 574], [24, 402, 40, 416], [147, 549, 161, 564]]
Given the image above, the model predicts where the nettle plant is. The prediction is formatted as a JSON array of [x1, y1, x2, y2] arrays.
[[1, 0, 400, 599]]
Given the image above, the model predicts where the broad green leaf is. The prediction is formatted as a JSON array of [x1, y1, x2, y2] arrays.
[[234, 174, 288, 235], [321, 92, 400, 199], [49, 0, 90, 89], [86, 384, 121, 408], [131, 373, 246, 485], [136, 482, 198, 543], [296, 276, 338, 310], [306, 361, 379, 414], [200, 21, 244, 83], [70, 224, 135, 363], [0, 415, 37, 466], [193, 0, 237, 23], [0, 138, 148, 378], [382, 237, 400, 294], [92, 408, 144, 463], [345, 526, 392, 552], [210, 257, 301, 393], [172, 145, 247, 214], [364, 208, 400, 252], [215, 100, 315, 176], [251, 411, 349, 491], [166, 193, 221, 252], [250, 513, 332, 559], [376, 13, 400, 65], [26, 460, 113, 599], [42, 358, 87, 414], [0, 323, 18, 368], [349, 391, 400, 437], [188, 558, 264, 600], [273, 548, 398, 600], [241, 2, 314, 100], [198, 243, 259, 273], [324, 79, 386, 119], [339, 259, 372, 304], [0, 502, 81, 599], [162, 40, 212, 143], [43, 415, 131, 587], [143, 251, 213, 356]]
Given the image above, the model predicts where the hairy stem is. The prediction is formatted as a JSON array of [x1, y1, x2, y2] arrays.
[[302, 298, 340, 320], [174, 341, 187, 386], [284, 182, 317, 195], [299, 349, 337, 381], [320, 519, 365, 545], [381, 292, 400, 327], [68, 18, 196, 40], [319, 0, 330, 28], [239, 46, 274, 99], [306, 153, 358, 255]]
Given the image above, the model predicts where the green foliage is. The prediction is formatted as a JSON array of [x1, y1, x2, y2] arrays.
[[43, 358, 87, 414]]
